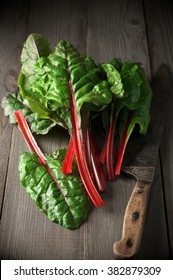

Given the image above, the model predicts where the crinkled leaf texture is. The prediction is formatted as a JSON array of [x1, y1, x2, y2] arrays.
[[19, 34, 112, 132], [1, 92, 56, 135], [100, 58, 152, 177], [19, 149, 91, 229], [118, 66, 153, 139], [100, 64, 124, 98], [102, 58, 152, 136]]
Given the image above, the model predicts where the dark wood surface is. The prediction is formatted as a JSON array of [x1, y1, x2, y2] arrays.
[[0, 0, 173, 260]]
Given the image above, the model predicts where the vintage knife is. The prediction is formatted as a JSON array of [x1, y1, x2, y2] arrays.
[[113, 64, 173, 259]]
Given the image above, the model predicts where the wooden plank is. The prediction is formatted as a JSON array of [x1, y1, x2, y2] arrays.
[[0, 0, 170, 260], [0, 1, 30, 258], [144, 0, 173, 75], [86, 0, 150, 72], [144, 0, 173, 258], [0, 2, 29, 215], [27, 0, 88, 52]]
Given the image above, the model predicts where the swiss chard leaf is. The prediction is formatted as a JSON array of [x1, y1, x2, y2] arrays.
[[118, 66, 152, 138], [20, 33, 52, 77], [105, 60, 143, 114], [114, 66, 153, 175], [19, 149, 91, 229], [18, 34, 68, 129], [19, 36, 112, 132], [102, 59, 152, 137], [1, 92, 56, 135], [100, 64, 124, 98], [19, 34, 51, 101]]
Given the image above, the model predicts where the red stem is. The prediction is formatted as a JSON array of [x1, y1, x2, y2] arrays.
[[14, 110, 46, 165], [99, 141, 107, 164], [99, 104, 116, 181], [81, 108, 104, 192], [105, 105, 116, 181], [81, 108, 94, 180], [114, 114, 131, 176], [91, 133, 106, 193], [62, 137, 75, 174], [69, 81, 104, 207]]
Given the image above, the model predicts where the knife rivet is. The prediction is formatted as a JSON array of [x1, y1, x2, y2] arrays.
[[138, 188, 144, 194], [126, 239, 133, 248], [131, 212, 139, 220]]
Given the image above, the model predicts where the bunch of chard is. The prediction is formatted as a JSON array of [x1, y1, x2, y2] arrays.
[[2, 34, 152, 229]]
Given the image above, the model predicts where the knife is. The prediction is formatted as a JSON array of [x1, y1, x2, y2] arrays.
[[113, 64, 173, 259]]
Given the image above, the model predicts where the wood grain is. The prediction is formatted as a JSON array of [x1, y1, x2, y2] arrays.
[[144, 0, 173, 258], [0, 1, 29, 215], [86, 0, 150, 72], [0, 0, 172, 260]]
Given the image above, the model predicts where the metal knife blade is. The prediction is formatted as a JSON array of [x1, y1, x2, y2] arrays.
[[113, 64, 173, 259]]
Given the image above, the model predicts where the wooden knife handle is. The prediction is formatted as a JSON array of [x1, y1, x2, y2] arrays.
[[113, 181, 151, 259]]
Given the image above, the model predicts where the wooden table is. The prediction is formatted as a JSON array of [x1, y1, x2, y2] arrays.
[[0, 0, 173, 260]]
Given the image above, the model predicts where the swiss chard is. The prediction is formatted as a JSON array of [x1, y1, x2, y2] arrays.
[[114, 66, 152, 175], [1, 33, 153, 225], [100, 60, 152, 177], [18, 34, 112, 206], [15, 110, 90, 229]]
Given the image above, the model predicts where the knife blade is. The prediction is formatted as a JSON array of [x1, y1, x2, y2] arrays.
[[113, 64, 173, 259]]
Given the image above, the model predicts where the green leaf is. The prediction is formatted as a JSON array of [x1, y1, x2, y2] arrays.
[[19, 33, 52, 100], [120, 62, 142, 109], [110, 57, 122, 72], [1, 92, 56, 135], [76, 80, 112, 117], [20, 33, 52, 76], [104, 59, 148, 122], [19, 149, 91, 229], [18, 35, 112, 132], [100, 64, 124, 98], [2, 92, 24, 123], [128, 66, 153, 135], [118, 66, 153, 141], [101, 60, 143, 119]]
